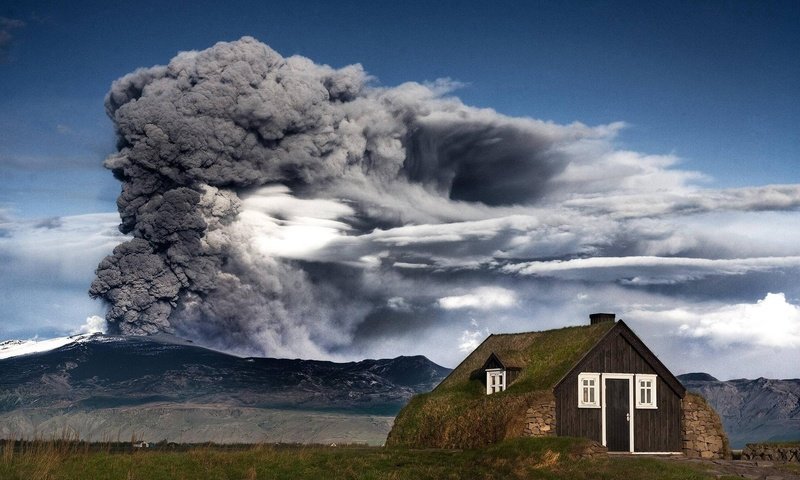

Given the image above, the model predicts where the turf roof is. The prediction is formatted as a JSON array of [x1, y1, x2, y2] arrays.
[[436, 321, 617, 395]]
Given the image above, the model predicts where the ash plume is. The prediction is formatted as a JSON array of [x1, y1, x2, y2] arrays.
[[90, 37, 593, 356]]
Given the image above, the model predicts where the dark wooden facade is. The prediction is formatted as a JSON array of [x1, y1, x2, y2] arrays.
[[554, 321, 685, 452]]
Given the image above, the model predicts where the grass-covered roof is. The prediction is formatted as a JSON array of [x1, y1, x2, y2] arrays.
[[436, 322, 616, 395]]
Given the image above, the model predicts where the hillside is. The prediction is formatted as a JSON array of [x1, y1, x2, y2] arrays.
[[678, 373, 800, 448], [0, 334, 450, 444]]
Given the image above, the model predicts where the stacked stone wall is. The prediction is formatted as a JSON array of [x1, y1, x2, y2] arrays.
[[742, 444, 800, 462], [682, 393, 731, 459], [522, 398, 556, 437]]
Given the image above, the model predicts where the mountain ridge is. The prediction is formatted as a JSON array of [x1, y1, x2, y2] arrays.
[[0, 333, 451, 444], [678, 372, 800, 448]]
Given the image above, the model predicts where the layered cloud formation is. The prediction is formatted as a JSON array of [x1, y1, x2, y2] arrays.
[[76, 37, 800, 375], [0, 212, 122, 336]]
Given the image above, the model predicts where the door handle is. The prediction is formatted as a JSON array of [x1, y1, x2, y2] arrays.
[[626, 413, 630, 422]]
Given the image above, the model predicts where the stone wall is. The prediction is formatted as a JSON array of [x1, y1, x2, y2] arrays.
[[522, 391, 732, 460], [742, 444, 800, 462], [572, 440, 608, 459], [522, 398, 556, 437], [682, 393, 731, 459]]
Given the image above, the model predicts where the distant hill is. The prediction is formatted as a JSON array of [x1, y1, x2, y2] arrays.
[[678, 373, 800, 448], [0, 334, 450, 444]]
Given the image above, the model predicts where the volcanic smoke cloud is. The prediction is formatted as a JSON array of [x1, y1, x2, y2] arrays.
[[89, 37, 584, 352], [91, 37, 800, 359]]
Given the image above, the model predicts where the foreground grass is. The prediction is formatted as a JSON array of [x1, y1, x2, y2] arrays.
[[1, 437, 724, 480]]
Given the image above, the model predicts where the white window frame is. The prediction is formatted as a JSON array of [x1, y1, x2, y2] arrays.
[[577, 372, 601, 408], [486, 368, 506, 395], [635, 374, 657, 409]]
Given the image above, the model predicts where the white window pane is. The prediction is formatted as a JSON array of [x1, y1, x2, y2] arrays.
[[578, 374, 600, 407]]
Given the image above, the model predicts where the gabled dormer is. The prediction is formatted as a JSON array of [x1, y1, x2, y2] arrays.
[[481, 352, 521, 394]]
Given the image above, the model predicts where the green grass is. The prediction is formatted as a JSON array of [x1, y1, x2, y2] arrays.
[[0, 437, 731, 480]]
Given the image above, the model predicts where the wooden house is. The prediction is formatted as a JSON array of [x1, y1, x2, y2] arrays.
[[550, 313, 685, 453], [389, 313, 729, 458]]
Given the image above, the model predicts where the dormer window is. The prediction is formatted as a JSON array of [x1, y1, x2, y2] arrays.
[[486, 368, 506, 394], [481, 352, 520, 395]]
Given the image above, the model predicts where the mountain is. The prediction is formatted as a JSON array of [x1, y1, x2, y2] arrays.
[[0, 334, 450, 444], [678, 373, 800, 448]]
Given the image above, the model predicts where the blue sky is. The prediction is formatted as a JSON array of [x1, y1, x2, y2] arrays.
[[2, 0, 798, 203], [1, 1, 799, 377]]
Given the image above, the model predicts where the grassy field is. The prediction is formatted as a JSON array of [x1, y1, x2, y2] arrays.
[[0, 437, 739, 480]]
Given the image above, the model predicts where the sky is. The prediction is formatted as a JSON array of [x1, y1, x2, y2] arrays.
[[1, 0, 799, 379]]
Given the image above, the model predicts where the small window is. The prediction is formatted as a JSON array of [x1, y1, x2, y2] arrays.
[[486, 369, 506, 395], [636, 374, 657, 409], [578, 373, 601, 408]]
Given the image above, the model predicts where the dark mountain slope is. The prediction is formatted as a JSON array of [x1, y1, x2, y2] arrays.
[[678, 373, 800, 448], [0, 334, 450, 415]]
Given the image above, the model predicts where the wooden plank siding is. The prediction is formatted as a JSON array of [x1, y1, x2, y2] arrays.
[[554, 324, 683, 452], [555, 368, 603, 442]]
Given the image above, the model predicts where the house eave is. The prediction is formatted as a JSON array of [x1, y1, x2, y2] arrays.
[[552, 321, 622, 391]]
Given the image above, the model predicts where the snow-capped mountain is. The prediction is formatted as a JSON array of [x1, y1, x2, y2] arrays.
[[0, 333, 101, 360]]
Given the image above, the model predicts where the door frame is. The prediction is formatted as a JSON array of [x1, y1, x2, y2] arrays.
[[601, 373, 634, 453]]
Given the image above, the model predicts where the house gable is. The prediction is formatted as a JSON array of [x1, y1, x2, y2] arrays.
[[553, 320, 686, 452], [553, 320, 686, 398], [481, 352, 507, 371]]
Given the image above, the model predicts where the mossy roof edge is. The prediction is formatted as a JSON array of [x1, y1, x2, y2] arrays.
[[434, 321, 617, 395]]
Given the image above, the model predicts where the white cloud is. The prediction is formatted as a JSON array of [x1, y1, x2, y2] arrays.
[[387, 297, 412, 312], [73, 315, 108, 335], [367, 215, 539, 246], [458, 327, 488, 352], [393, 262, 430, 269], [438, 287, 516, 310], [628, 293, 800, 348], [0, 213, 121, 338], [560, 184, 800, 220], [550, 146, 706, 197], [237, 185, 354, 261], [0, 212, 125, 283], [503, 256, 800, 284]]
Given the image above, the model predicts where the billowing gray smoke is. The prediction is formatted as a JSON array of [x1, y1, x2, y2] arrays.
[[91, 37, 595, 355]]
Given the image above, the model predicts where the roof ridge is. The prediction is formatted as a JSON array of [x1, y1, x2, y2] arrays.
[[485, 323, 603, 336]]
